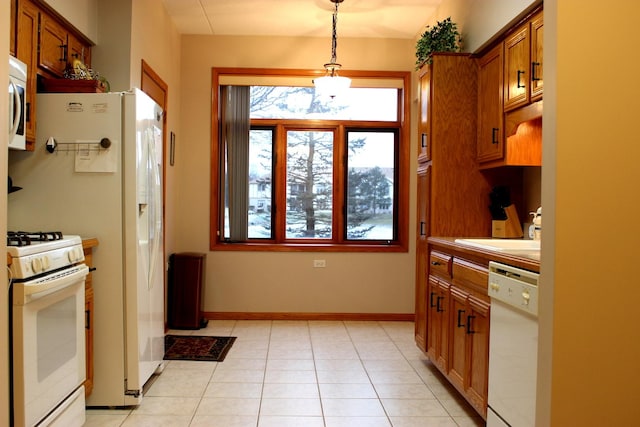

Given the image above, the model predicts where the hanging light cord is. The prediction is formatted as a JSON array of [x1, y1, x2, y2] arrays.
[[329, 0, 339, 65]]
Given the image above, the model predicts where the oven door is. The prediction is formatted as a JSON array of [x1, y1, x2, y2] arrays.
[[12, 264, 89, 427]]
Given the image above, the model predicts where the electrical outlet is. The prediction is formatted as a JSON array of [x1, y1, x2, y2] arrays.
[[313, 259, 326, 268]]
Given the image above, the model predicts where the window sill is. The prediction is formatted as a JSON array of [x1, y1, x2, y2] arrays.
[[210, 241, 408, 253]]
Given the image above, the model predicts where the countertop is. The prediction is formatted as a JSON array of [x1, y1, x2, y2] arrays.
[[427, 236, 540, 273]]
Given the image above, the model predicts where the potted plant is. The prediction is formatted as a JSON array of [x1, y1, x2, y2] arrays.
[[415, 17, 462, 69]]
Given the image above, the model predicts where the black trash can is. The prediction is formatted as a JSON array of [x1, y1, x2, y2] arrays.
[[167, 252, 208, 329]]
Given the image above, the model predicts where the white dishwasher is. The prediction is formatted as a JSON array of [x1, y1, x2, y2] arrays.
[[487, 261, 539, 427]]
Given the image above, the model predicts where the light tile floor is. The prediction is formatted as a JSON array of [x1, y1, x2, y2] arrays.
[[85, 320, 485, 427]]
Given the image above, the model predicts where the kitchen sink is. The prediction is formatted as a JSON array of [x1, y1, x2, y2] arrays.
[[454, 238, 540, 252]]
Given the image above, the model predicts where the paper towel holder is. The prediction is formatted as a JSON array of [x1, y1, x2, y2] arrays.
[[45, 136, 112, 153]]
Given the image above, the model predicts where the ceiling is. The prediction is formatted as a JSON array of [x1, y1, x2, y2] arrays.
[[162, 0, 443, 39]]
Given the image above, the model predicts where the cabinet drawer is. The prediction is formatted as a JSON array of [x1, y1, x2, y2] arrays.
[[452, 259, 488, 294], [429, 251, 452, 279]]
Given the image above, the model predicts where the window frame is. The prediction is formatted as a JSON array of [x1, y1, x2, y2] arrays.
[[211, 67, 410, 252]]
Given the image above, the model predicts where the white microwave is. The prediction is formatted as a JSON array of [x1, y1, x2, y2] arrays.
[[9, 55, 27, 150]]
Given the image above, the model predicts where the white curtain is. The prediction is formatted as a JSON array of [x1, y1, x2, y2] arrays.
[[221, 86, 250, 241]]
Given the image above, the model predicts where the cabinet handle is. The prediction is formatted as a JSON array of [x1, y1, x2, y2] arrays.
[[436, 296, 445, 313], [466, 315, 476, 334], [429, 292, 437, 308], [26, 102, 31, 123], [59, 44, 68, 62], [85, 309, 91, 330], [421, 133, 428, 148], [532, 62, 541, 81], [457, 309, 466, 328], [431, 261, 441, 266], [420, 221, 426, 236], [491, 128, 499, 145], [517, 70, 526, 88]]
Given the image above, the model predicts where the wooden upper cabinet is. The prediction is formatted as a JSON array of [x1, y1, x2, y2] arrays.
[[503, 24, 530, 111], [504, 10, 544, 111], [16, 0, 39, 147], [10, 0, 17, 56], [477, 44, 504, 163], [418, 65, 432, 162], [39, 13, 69, 76], [530, 11, 544, 101], [13, 0, 94, 148]]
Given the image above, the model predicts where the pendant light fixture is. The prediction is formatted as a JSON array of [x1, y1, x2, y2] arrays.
[[313, 0, 351, 98]]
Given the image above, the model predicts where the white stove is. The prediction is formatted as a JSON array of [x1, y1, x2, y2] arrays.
[[8, 231, 88, 427], [8, 232, 85, 280]]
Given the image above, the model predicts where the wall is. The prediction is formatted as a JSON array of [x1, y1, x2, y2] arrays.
[[417, 0, 537, 53], [177, 35, 417, 314], [45, 0, 98, 42], [129, 0, 181, 263], [541, 1, 640, 425], [1, 1, 10, 423]]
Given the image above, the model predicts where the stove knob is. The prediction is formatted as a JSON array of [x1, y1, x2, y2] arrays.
[[41, 256, 51, 271], [31, 257, 43, 273]]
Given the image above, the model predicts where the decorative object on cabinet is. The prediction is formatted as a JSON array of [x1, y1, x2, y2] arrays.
[[313, 0, 351, 98], [415, 17, 461, 69]]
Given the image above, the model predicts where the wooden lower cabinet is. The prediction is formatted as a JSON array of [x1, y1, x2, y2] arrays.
[[423, 246, 490, 419], [426, 276, 449, 372], [82, 238, 99, 397]]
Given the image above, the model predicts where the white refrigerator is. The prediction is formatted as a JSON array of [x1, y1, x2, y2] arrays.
[[7, 89, 165, 406]]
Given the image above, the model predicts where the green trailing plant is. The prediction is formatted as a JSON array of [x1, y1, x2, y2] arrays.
[[415, 17, 462, 69]]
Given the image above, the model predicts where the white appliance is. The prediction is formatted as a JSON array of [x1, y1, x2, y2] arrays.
[[8, 233, 89, 427], [8, 55, 27, 150], [487, 261, 540, 427], [7, 89, 165, 406]]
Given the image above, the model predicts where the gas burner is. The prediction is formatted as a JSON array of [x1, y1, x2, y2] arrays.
[[7, 231, 64, 247]]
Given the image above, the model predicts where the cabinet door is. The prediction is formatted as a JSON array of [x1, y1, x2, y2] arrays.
[[39, 13, 68, 76], [504, 24, 531, 111], [477, 44, 504, 163], [10, 0, 17, 56], [414, 165, 431, 350], [448, 286, 468, 391], [427, 277, 449, 371], [418, 64, 432, 162], [16, 0, 39, 145], [84, 285, 94, 396], [68, 32, 92, 68], [466, 295, 490, 417], [530, 12, 544, 101]]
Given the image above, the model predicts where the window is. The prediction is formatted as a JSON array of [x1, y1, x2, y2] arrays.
[[211, 68, 410, 251]]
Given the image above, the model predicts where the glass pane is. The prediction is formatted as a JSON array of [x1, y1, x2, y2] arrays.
[[346, 131, 395, 240], [286, 130, 333, 239], [250, 86, 398, 121], [223, 129, 274, 240], [248, 130, 273, 238]]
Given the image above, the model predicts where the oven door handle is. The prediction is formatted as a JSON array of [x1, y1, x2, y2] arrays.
[[15, 265, 89, 304]]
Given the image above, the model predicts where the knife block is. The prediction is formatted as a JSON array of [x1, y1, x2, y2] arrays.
[[492, 204, 523, 238]]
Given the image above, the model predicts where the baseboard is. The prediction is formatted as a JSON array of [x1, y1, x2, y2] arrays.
[[203, 312, 415, 322]]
